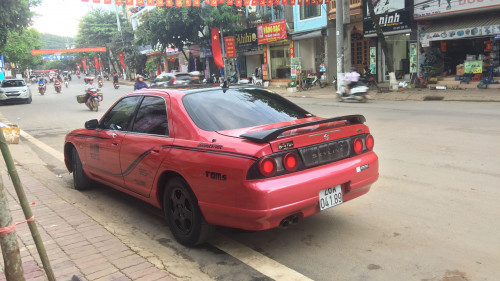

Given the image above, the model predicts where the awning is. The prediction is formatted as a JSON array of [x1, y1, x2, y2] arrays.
[[289, 30, 323, 41], [420, 13, 500, 42]]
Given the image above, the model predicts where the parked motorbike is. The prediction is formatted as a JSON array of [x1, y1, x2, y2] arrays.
[[301, 73, 324, 90], [113, 82, 120, 89], [360, 66, 378, 89], [86, 89, 102, 112], [337, 83, 370, 102], [54, 81, 62, 93], [38, 84, 46, 95]]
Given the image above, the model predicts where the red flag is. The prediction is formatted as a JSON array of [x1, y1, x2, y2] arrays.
[[126, 0, 133, 5], [185, 0, 191, 6], [243, 0, 250, 5], [273, 0, 280, 4], [193, 0, 200, 6], [317, 0, 322, 3], [147, 0, 154, 5], [136, 0, 144, 5], [118, 52, 127, 70], [82, 59, 87, 71], [211, 28, 223, 69], [81, 0, 89, 2], [104, 0, 111, 4], [289, 0, 295, 4], [267, 0, 272, 5], [115, 0, 123, 4], [93, 0, 100, 3], [227, 0, 233, 5], [282, 0, 287, 4], [94, 57, 100, 71], [324, 0, 329, 3], [259, 0, 265, 5], [297, 0, 302, 4], [305, 0, 310, 4], [210, 0, 217, 6], [156, 0, 164, 5], [218, 0, 224, 3], [166, 0, 173, 6], [204, 0, 209, 4], [175, 0, 182, 6], [235, 0, 242, 6]]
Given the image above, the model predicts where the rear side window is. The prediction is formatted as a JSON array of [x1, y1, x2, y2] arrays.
[[132, 96, 169, 136], [100, 96, 141, 131], [182, 88, 311, 131]]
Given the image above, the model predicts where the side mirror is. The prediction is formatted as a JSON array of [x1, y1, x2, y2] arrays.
[[85, 119, 99, 130]]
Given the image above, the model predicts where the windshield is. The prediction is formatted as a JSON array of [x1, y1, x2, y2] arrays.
[[1, 80, 26, 88], [182, 88, 311, 131]]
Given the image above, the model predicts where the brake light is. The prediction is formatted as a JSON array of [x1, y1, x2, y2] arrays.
[[258, 157, 277, 177], [353, 138, 363, 155], [365, 134, 374, 151], [282, 152, 299, 172]]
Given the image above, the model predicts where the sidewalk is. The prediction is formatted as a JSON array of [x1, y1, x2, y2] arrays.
[[0, 167, 176, 281]]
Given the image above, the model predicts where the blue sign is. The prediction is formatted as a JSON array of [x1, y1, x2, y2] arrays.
[[495, 34, 500, 40], [41, 55, 78, 61]]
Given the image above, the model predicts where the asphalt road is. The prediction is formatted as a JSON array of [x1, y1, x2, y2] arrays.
[[1, 78, 499, 281]]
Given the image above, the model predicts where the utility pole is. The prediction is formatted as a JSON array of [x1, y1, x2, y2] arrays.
[[335, 0, 344, 90]]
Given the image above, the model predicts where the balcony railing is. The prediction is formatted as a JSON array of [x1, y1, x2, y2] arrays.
[[327, 0, 362, 20]]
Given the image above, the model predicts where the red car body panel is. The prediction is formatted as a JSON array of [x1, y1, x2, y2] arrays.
[[64, 88, 379, 231]]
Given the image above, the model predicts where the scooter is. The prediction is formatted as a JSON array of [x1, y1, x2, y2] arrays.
[[301, 73, 324, 90], [38, 84, 46, 95], [360, 66, 378, 89], [54, 81, 62, 93], [65, 80, 69, 88], [337, 83, 371, 102], [98, 79, 103, 88], [86, 89, 102, 112], [113, 82, 120, 89]]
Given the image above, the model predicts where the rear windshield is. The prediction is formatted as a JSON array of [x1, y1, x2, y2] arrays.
[[182, 88, 311, 131], [1, 80, 25, 87]]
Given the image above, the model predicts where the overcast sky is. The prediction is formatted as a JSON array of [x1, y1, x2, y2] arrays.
[[31, 0, 117, 38]]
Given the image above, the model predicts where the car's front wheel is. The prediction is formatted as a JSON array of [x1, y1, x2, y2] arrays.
[[163, 177, 214, 246]]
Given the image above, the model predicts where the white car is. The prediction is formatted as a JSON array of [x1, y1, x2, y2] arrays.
[[0, 79, 32, 104]]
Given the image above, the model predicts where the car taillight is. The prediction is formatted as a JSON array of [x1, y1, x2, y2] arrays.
[[365, 134, 374, 151], [282, 152, 299, 172], [258, 157, 277, 177], [353, 138, 363, 155]]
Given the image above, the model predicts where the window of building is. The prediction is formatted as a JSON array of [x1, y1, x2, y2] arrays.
[[300, 5, 321, 20]]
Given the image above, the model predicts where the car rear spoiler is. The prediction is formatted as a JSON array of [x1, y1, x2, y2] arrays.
[[240, 115, 366, 143]]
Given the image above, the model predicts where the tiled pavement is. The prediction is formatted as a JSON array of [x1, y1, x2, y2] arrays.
[[0, 168, 176, 281]]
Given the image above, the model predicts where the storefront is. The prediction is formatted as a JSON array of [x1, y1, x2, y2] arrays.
[[235, 27, 263, 78], [290, 29, 326, 76], [256, 20, 289, 81]]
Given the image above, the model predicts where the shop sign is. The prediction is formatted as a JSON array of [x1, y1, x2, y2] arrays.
[[420, 25, 500, 42], [257, 20, 287, 45], [262, 64, 269, 80], [409, 43, 417, 74], [464, 61, 482, 74], [363, 0, 411, 36], [369, 47, 376, 74], [414, 0, 500, 19], [291, 57, 301, 79], [495, 34, 500, 40], [290, 41, 295, 58], [224, 36, 236, 58], [235, 28, 258, 53]]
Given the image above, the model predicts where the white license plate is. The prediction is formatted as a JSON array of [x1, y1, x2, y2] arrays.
[[319, 185, 343, 211]]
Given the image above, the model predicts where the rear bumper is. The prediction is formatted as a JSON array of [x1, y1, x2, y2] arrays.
[[199, 151, 378, 230]]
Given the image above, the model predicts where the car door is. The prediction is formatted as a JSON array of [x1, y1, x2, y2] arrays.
[[85, 96, 142, 187], [119, 95, 173, 197]]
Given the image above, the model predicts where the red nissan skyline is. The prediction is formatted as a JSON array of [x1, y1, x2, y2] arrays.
[[64, 86, 378, 246]]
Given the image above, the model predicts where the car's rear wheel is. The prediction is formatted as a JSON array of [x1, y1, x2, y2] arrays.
[[72, 147, 92, 190], [163, 177, 213, 246]]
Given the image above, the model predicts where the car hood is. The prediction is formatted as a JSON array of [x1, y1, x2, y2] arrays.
[[0, 86, 28, 92]]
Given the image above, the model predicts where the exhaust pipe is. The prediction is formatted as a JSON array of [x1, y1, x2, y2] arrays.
[[279, 214, 300, 229]]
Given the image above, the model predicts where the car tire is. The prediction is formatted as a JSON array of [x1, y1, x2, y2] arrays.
[[26, 96, 32, 104], [72, 147, 92, 190], [163, 177, 214, 247]]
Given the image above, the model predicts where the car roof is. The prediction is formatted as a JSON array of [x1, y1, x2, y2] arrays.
[[129, 85, 266, 99]]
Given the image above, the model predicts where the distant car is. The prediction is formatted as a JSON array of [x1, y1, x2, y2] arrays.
[[0, 79, 32, 104], [149, 72, 200, 88], [63, 86, 379, 246]]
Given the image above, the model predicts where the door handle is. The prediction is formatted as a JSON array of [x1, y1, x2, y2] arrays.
[[112, 133, 117, 138]]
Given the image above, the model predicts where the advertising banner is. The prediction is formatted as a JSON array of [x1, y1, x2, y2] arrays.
[[257, 20, 287, 45], [464, 61, 482, 74], [290, 40, 295, 58], [31, 47, 106, 55], [420, 24, 500, 42], [224, 36, 236, 58], [262, 64, 269, 80], [41, 55, 78, 60], [363, 0, 411, 36], [369, 47, 376, 74], [414, 0, 500, 19], [235, 28, 258, 53], [291, 57, 301, 79], [409, 43, 417, 73]]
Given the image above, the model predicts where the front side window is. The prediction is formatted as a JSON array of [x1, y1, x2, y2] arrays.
[[300, 5, 321, 20], [1, 80, 25, 87], [100, 96, 142, 131], [132, 96, 169, 136]]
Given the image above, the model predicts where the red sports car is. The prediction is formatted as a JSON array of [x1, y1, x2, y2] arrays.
[[64, 86, 378, 246]]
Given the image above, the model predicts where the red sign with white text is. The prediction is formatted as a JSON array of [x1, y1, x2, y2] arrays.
[[257, 20, 287, 45], [224, 36, 236, 58]]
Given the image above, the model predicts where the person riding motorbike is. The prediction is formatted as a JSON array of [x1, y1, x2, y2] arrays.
[[134, 75, 148, 90], [38, 77, 46, 89], [113, 73, 119, 84], [343, 67, 360, 96]]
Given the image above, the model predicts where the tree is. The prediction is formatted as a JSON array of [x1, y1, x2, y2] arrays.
[[0, 0, 41, 49], [136, 4, 244, 61], [366, 0, 394, 74], [0, 28, 43, 72]]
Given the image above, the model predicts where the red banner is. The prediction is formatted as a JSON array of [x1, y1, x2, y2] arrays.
[[175, 0, 182, 6], [118, 52, 127, 70], [94, 57, 99, 71], [282, 0, 287, 4], [257, 20, 287, 45], [115, 0, 122, 4], [126, 0, 133, 5], [81, 0, 89, 2], [235, 0, 242, 6], [82, 59, 87, 71], [218, 0, 224, 3], [166, 0, 173, 6], [185, 0, 191, 6], [262, 64, 269, 80], [31, 47, 106, 55], [104, 0, 111, 4], [243, 0, 250, 5], [93, 0, 100, 3], [290, 0, 295, 5], [290, 40, 295, 58], [259, 0, 265, 5], [274, 0, 280, 4], [210, 0, 217, 6], [137, 0, 144, 5], [211, 28, 223, 69], [227, 0, 233, 5], [224, 36, 236, 58], [311, 0, 316, 4], [267, 0, 273, 5], [193, 0, 200, 6], [305, 0, 310, 4], [156, 0, 164, 5], [147, 0, 154, 4]]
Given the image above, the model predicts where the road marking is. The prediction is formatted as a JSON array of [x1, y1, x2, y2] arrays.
[[0, 112, 312, 281]]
